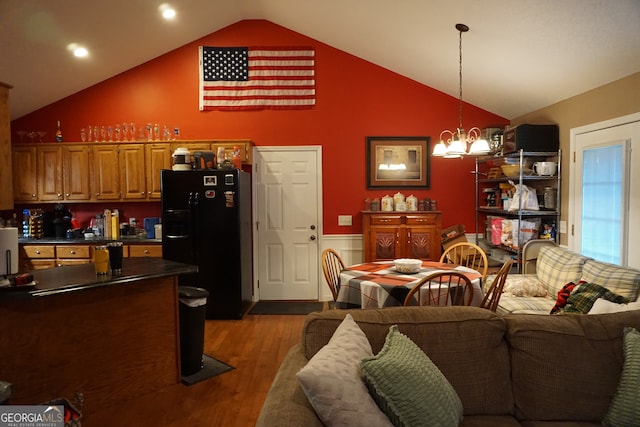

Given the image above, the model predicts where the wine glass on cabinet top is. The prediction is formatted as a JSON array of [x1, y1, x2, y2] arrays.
[[16, 130, 26, 143]]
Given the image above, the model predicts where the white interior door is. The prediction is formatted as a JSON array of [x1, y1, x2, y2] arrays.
[[570, 113, 640, 268], [253, 146, 322, 300]]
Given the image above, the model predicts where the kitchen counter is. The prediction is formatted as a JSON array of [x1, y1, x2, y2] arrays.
[[18, 236, 162, 244], [0, 257, 194, 419], [2, 257, 196, 297]]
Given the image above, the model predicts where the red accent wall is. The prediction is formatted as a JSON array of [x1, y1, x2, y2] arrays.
[[10, 20, 508, 234]]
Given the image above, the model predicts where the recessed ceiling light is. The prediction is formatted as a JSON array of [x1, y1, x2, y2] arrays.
[[66, 43, 89, 58], [159, 4, 176, 20]]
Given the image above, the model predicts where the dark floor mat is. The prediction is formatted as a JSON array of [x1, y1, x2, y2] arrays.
[[182, 354, 235, 386]]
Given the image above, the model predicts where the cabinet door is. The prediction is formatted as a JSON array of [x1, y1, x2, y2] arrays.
[[37, 145, 63, 201], [12, 145, 38, 201], [145, 143, 172, 199], [368, 225, 401, 260], [63, 145, 92, 201], [91, 145, 120, 200], [128, 244, 162, 258], [0, 84, 12, 210], [212, 141, 252, 164], [119, 144, 147, 200], [405, 225, 439, 260]]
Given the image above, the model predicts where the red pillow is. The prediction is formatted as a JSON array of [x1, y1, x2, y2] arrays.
[[550, 281, 583, 314]]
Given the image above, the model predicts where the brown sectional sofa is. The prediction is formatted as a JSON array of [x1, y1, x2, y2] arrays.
[[256, 306, 640, 426]]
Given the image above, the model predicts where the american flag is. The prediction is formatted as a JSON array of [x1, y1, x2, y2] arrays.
[[199, 46, 315, 110]]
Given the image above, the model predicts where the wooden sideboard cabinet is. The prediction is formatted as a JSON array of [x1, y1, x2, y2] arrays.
[[362, 211, 442, 262]]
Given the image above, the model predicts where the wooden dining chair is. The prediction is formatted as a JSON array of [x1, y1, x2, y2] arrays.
[[480, 259, 513, 312], [403, 271, 474, 307], [440, 242, 489, 283], [321, 248, 345, 302]]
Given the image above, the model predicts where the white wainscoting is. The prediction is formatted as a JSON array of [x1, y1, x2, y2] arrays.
[[319, 234, 364, 301]]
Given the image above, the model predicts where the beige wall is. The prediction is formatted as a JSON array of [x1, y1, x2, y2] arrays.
[[510, 72, 640, 245]]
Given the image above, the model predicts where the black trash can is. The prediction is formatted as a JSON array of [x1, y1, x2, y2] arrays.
[[178, 286, 209, 376]]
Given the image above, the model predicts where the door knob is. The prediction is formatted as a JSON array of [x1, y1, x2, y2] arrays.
[[310, 235, 316, 241], [310, 225, 316, 230]]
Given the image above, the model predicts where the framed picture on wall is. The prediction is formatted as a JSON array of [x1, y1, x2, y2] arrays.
[[366, 136, 430, 189]]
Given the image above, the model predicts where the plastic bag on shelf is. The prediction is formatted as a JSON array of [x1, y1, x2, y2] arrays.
[[507, 181, 539, 211]]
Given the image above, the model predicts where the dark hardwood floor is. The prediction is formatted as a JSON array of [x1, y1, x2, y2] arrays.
[[87, 304, 326, 426]]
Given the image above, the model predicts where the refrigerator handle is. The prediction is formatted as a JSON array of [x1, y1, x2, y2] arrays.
[[191, 192, 200, 262], [188, 192, 199, 263]]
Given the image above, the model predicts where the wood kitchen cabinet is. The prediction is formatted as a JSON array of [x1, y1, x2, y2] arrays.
[[11, 139, 253, 204], [362, 211, 442, 262], [0, 82, 13, 210], [63, 144, 92, 201], [19, 244, 92, 271], [37, 145, 63, 201], [12, 145, 38, 202], [127, 243, 162, 258], [119, 143, 147, 200], [145, 143, 172, 199], [91, 144, 121, 200]]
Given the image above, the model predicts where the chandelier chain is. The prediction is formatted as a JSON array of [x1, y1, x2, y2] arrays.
[[458, 28, 463, 130]]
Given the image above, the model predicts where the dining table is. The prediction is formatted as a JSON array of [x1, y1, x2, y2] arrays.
[[335, 260, 484, 309]]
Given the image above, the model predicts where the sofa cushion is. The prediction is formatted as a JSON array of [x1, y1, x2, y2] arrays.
[[360, 325, 463, 427], [603, 327, 640, 426], [496, 295, 556, 315], [581, 259, 640, 301], [558, 282, 630, 314], [535, 246, 591, 295], [296, 314, 393, 427], [505, 311, 640, 422], [302, 307, 514, 416]]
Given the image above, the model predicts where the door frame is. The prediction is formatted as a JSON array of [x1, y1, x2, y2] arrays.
[[568, 112, 640, 256], [250, 145, 324, 302]]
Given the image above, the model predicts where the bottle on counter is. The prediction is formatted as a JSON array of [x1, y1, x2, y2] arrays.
[[55, 120, 63, 142], [93, 214, 104, 238]]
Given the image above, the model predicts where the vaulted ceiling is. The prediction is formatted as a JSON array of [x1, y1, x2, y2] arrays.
[[2, 0, 639, 121]]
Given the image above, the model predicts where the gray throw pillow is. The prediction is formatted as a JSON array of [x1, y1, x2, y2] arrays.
[[360, 325, 463, 427], [296, 313, 393, 427]]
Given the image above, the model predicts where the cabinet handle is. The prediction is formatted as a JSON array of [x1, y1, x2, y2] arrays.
[[70, 250, 76, 254], [65, 193, 70, 197], [32, 194, 36, 198], [95, 193, 100, 196], [141, 192, 145, 195], [57, 193, 62, 198], [35, 250, 40, 254], [379, 219, 392, 223], [144, 249, 149, 254]]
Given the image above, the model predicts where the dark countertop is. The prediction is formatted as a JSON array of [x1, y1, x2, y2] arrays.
[[18, 237, 162, 244], [0, 258, 197, 298]]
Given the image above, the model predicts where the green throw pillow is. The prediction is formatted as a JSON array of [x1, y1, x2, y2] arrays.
[[603, 327, 640, 426], [360, 325, 463, 427]]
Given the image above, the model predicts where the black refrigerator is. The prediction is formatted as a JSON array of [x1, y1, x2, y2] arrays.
[[161, 169, 252, 319]]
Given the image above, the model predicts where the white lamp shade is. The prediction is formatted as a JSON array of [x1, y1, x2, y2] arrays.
[[446, 139, 467, 157], [469, 138, 490, 155], [432, 141, 447, 157]]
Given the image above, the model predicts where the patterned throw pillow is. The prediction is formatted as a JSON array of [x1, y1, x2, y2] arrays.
[[559, 282, 630, 314], [550, 282, 579, 314], [503, 276, 548, 297], [603, 327, 640, 426], [296, 314, 393, 427], [360, 325, 463, 427]]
